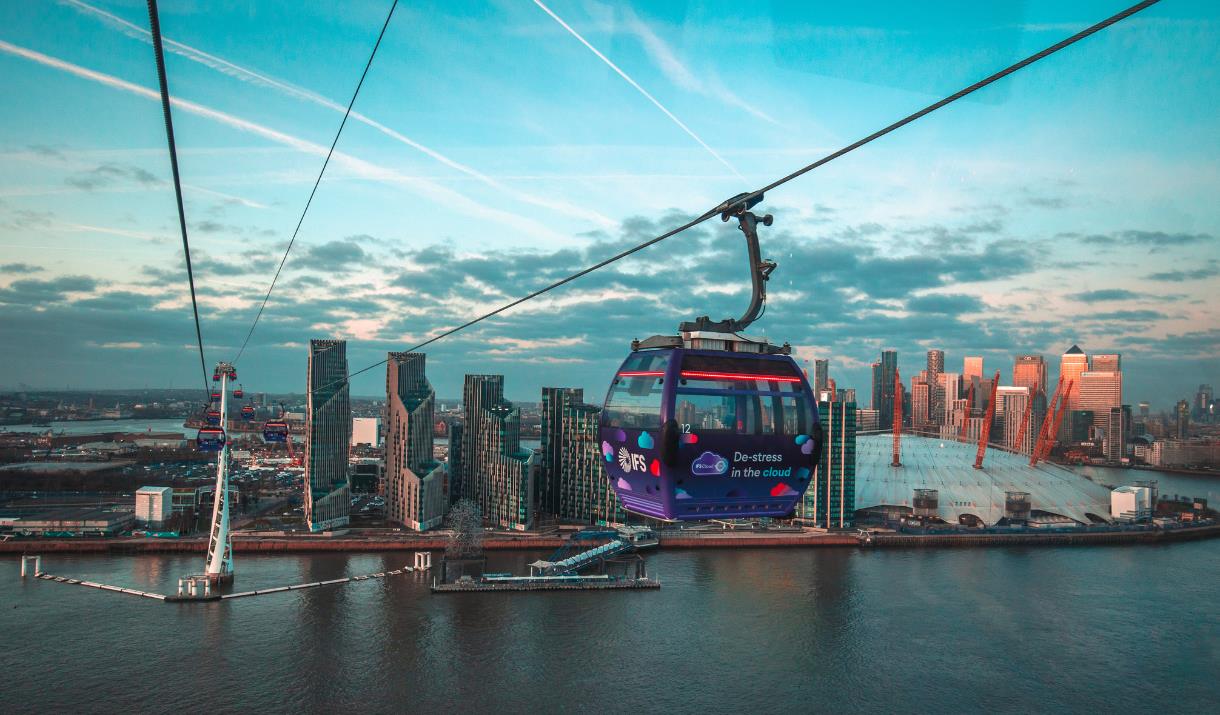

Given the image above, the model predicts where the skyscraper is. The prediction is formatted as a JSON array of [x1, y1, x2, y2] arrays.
[[1013, 354, 1047, 397], [385, 352, 447, 531], [1092, 353, 1121, 372], [872, 350, 898, 429], [814, 359, 829, 395], [540, 387, 625, 526], [1175, 399, 1191, 439], [1060, 345, 1088, 405], [926, 349, 945, 424], [798, 400, 856, 529], [999, 387, 1033, 455], [1077, 370, 1122, 432], [963, 356, 983, 384], [304, 339, 351, 531], [1105, 407, 1126, 462], [911, 378, 931, 429], [1196, 384, 1215, 422], [937, 372, 961, 425], [461, 375, 534, 530], [926, 349, 945, 376], [446, 421, 464, 504]]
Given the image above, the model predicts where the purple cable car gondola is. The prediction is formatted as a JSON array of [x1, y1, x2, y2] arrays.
[[598, 193, 822, 521], [204, 409, 221, 426], [233, 384, 244, 399], [196, 427, 226, 451], [240, 405, 255, 421], [263, 420, 289, 443]]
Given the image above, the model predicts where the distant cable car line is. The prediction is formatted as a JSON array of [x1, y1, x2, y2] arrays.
[[314, 0, 1160, 394], [231, 0, 401, 365], [145, 0, 208, 396]]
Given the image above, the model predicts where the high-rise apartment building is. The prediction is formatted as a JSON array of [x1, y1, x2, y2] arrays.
[[1013, 354, 1047, 397], [461, 375, 534, 530], [446, 421, 464, 504], [304, 339, 351, 531], [540, 387, 625, 526], [927, 349, 945, 376], [926, 349, 945, 424], [797, 400, 856, 529], [385, 353, 447, 531], [963, 356, 983, 384]]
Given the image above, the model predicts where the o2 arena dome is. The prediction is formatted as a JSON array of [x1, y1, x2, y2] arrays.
[[854, 434, 1113, 526]]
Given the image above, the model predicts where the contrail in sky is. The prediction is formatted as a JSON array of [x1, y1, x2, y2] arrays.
[[0, 39, 570, 244], [61, 0, 615, 228], [532, 0, 745, 183]]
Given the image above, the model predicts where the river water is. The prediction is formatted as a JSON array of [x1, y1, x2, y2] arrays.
[[3, 540, 1218, 713]]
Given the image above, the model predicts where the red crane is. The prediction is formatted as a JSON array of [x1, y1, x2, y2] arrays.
[[973, 371, 1001, 469], [1030, 377, 1063, 466], [959, 380, 975, 442], [1039, 381, 1072, 463], [1013, 386, 1035, 455], [892, 369, 903, 467]]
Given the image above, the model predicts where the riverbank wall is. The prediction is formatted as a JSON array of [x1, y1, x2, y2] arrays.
[[4, 522, 1217, 554]]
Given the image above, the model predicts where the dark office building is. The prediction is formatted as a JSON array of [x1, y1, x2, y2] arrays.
[[871, 350, 898, 430]]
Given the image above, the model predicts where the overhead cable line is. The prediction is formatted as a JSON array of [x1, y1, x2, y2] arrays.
[[232, 0, 400, 364], [321, 0, 1160, 392], [146, 0, 209, 396]]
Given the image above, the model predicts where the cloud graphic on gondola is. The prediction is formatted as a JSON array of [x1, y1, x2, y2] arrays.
[[691, 450, 729, 476], [637, 431, 654, 449], [602, 441, 613, 462], [770, 482, 799, 497]]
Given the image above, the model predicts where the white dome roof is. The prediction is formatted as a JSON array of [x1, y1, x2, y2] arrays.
[[855, 434, 1112, 525]]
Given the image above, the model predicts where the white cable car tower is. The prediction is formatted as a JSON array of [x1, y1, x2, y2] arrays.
[[204, 361, 236, 584]]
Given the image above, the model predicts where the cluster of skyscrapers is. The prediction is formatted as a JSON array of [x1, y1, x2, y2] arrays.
[[843, 343, 1129, 462]]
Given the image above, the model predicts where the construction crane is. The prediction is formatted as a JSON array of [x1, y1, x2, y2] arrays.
[[1013, 386, 1035, 455], [892, 369, 902, 467], [1040, 381, 1072, 463], [974, 371, 1001, 469], [1030, 377, 1063, 466]]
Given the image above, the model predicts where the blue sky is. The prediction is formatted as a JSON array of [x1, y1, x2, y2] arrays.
[[0, 0, 1216, 408]]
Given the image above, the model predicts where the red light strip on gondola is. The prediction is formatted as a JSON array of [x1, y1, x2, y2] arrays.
[[618, 371, 665, 378], [680, 370, 801, 383]]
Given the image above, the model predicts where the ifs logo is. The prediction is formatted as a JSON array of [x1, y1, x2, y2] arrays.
[[617, 447, 647, 473], [691, 450, 729, 476]]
